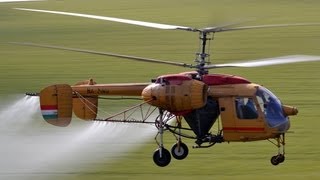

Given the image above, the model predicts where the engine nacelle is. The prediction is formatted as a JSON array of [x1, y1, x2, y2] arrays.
[[142, 75, 208, 112]]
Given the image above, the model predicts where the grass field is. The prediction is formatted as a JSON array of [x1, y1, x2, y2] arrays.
[[1, 0, 320, 179]]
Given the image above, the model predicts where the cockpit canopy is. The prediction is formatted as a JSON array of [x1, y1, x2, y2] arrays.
[[256, 86, 290, 132]]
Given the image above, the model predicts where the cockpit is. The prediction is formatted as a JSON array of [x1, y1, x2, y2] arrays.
[[256, 86, 290, 132]]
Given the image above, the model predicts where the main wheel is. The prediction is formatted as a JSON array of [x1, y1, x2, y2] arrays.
[[153, 148, 171, 167], [171, 142, 189, 160]]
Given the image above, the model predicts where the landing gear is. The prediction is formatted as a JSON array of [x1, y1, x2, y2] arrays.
[[269, 133, 286, 166], [153, 110, 189, 166], [171, 142, 189, 160], [153, 109, 173, 167], [171, 116, 189, 160]]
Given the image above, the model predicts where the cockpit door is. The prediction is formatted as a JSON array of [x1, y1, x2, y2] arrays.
[[219, 96, 266, 141]]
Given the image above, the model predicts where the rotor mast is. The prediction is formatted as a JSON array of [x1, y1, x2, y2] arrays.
[[196, 31, 213, 75]]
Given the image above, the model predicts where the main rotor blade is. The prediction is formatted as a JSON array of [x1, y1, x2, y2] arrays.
[[14, 8, 195, 31], [14, 8, 320, 34], [206, 23, 320, 33], [205, 55, 320, 69], [11, 42, 193, 68], [0, 0, 44, 2]]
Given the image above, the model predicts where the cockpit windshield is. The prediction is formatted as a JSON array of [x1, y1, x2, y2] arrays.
[[255, 87, 290, 131]]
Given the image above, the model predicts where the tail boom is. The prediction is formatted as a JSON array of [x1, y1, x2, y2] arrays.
[[37, 81, 149, 126], [71, 83, 149, 96]]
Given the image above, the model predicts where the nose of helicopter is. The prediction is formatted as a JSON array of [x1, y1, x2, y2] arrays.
[[141, 84, 154, 102], [272, 105, 298, 133], [282, 105, 298, 116]]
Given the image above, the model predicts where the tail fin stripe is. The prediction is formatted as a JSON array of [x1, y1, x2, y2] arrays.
[[43, 114, 58, 120], [41, 105, 58, 110], [41, 109, 58, 115]]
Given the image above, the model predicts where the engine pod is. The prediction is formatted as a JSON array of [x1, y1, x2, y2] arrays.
[[142, 75, 208, 112]]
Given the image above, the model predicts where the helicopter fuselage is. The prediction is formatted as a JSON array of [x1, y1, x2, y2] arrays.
[[70, 72, 297, 142]]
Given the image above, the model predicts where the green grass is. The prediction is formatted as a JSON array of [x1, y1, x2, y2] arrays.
[[1, 0, 320, 179]]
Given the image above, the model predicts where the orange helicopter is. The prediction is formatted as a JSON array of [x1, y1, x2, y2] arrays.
[[14, 8, 320, 167]]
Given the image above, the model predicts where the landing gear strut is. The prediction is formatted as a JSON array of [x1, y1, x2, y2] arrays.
[[171, 116, 189, 160], [269, 133, 286, 166], [153, 109, 171, 167]]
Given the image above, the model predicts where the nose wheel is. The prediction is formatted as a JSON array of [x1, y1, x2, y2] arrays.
[[269, 133, 286, 166], [271, 154, 285, 165]]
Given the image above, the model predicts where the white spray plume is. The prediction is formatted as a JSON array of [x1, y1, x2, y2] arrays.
[[0, 96, 156, 177]]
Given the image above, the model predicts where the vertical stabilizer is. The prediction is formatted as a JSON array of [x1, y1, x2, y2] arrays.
[[73, 96, 98, 120], [39, 84, 73, 127], [72, 79, 98, 120]]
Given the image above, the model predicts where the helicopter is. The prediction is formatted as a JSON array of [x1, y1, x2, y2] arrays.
[[14, 7, 320, 167]]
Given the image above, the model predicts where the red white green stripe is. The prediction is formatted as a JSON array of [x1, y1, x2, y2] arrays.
[[41, 105, 58, 120]]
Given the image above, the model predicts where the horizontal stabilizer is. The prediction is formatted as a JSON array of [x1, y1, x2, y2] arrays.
[[39, 84, 73, 127]]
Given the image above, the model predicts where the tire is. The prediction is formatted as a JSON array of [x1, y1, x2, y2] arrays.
[[171, 142, 189, 160], [271, 155, 280, 166], [278, 154, 285, 163], [153, 148, 171, 167]]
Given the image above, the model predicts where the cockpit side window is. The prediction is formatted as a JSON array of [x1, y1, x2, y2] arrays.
[[235, 97, 259, 119]]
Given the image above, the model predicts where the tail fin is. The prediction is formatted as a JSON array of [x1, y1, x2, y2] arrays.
[[73, 96, 98, 120], [73, 79, 98, 120], [39, 84, 73, 127]]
